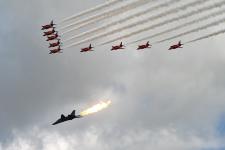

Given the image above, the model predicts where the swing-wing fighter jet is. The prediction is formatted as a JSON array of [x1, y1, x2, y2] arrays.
[[52, 110, 82, 125]]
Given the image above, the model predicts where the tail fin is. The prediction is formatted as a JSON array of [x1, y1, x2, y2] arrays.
[[71, 110, 75, 116], [147, 41, 149, 45], [120, 42, 122, 46], [179, 41, 182, 45], [89, 44, 93, 49], [55, 31, 58, 36], [51, 20, 54, 26], [59, 45, 63, 50], [61, 114, 66, 119]]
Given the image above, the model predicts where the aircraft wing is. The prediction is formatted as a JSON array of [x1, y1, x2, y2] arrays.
[[52, 114, 67, 125], [52, 118, 64, 125]]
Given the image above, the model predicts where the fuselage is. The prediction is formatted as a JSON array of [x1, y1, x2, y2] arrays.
[[49, 48, 62, 54], [80, 48, 93, 52], [137, 44, 151, 50], [52, 115, 82, 125], [49, 41, 60, 48], [111, 46, 124, 50], [43, 29, 55, 36], [47, 34, 58, 41], [42, 25, 53, 30], [169, 45, 182, 50]]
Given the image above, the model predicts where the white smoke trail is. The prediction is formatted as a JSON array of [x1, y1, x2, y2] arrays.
[[101, 0, 224, 45], [156, 17, 225, 43], [131, 5, 225, 44], [64, 0, 211, 48], [62, 0, 181, 42], [186, 28, 225, 43], [60, 0, 154, 30], [59, 0, 123, 24], [101, 0, 218, 45], [63, 0, 181, 37]]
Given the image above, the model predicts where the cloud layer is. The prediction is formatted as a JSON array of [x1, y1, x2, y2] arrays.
[[1, 127, 224, 150], [1, 0, 225, 149]]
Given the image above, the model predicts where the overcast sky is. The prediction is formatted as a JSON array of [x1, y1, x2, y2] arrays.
[[1, 0, 225, 149]]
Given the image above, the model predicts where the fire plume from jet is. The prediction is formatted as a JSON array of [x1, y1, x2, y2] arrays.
[[80, 100, 111, 116]]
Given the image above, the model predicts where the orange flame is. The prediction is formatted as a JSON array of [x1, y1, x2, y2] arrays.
[[80, 100, 111, 116]]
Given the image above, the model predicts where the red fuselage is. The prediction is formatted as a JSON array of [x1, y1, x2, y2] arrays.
[[137, 43, 151, 50], [49, 41, 60, 48], [111, 45, 124, 51], [42, 25, 53, 30], [43, 29, 55, 36], [47, 34, 58, 41], [169, 44, 182, 50], [42, 21, 55, 30], [80, 47, 93, 52], [49, 48, 62, 54], [169, 41, 183, 50]]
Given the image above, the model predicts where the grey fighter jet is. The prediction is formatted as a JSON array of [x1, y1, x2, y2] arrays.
[[52, 110, 82, 125]]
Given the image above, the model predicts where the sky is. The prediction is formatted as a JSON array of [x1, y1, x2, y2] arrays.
[[1, 0, 225, 149]]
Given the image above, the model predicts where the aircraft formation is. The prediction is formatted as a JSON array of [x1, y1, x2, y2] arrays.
[[42, 21, 63, 54], [41, 21, 183, 54], [41, 0, 225, 55], [44, 0, 225, 125]]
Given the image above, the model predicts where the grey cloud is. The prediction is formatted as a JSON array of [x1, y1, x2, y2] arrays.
[[1, 127, 225, 150], [1, 0, 225, 149]]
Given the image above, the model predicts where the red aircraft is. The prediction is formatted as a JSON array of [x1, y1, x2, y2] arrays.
[[49, 39, 61, 48], [80, 44, 94, 52], [137, 41, 151, 50], [43, 28, 56, 36], [42, 20, 55, 30], [49, 46, 62, 54], [169, 41, 183, 50], [46, 32, 59, 41], [111, 42, 125, 51]]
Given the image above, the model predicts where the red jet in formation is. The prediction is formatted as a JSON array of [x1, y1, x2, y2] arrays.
[[111, 42, 125, 51], [42, 20, 63, 54], [42, 21, 55, 30], [49, 45, 62, 54], [169, 41, 183, 50], [80, 44, 94, 52], [42, 21, 185, 55], [137, 41, 151, 50], [46, 32, 59, 41], [43, 28, 56, 36], [49, 39, 61, 48]]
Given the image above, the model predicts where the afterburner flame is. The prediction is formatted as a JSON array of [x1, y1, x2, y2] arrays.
[[80, 100, 111, 116]]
